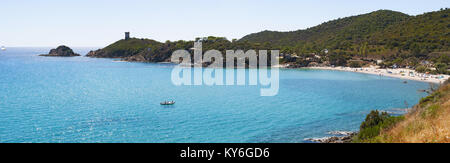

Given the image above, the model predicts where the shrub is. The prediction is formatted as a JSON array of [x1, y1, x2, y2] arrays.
[[421, 104, 440, 118], [349, 61, 362, 68], [415, 65, 429, 73], [419, 96, 433, 104], [435, 63, 448, 74], [356, 110, 405, 141], [419, 90, 441, 107]]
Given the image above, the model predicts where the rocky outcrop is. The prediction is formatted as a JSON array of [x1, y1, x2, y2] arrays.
[[86, 50, 98, 57], [86, 49, 139, 58], [121, 49, 172, 63], [123, 54, 147, 62], [40, 45, 80, 57], [304, 131, 357, 143], [85, 49, 109, 58]]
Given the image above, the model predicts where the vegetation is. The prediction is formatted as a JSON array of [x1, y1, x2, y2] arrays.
[[349, 61, 362, 68], [353, 79, 450, 143], [87, 36, 275, 65], [40, 45, 80, 57], [240, 9, 450, 70], [241, 10, 410, 49], [87, 38, 163, 58], [415, 65, 430, 73], [435, 63, 448, 74], [87, 9, 449, 73], [353, 110, 404, 142]]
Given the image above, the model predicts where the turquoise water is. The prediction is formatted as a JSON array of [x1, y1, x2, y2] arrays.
[[0, 47, 430, 143]]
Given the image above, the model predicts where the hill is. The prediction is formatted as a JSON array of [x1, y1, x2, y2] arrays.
[[240, 9, 450, 59], [370, 9, 450, 56], [86, 9, 449, 72], [86, 38, 164, 58], [354, 79, 450, 143], [240, 10, 410, 47], [86, 36, 272, 63]]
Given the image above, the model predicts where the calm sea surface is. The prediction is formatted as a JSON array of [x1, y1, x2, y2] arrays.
[[0, 47, 430, 142]]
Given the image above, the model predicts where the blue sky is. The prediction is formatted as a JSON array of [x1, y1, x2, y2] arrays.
[[1, 0, 448, 47]]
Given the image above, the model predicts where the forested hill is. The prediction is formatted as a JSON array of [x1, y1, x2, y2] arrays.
[[240, 10, 410, 46], [239, 9, 449, 57], [370, 9, 450, 55], [86, 38, 163, 58], [86, 9, 449, 72]]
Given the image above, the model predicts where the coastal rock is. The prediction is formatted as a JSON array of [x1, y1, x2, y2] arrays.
[[86, 50, 98, 57], [86, 49, 131, 58], [304, 131, 357, 143], [40, 45, 80, 57], [327, 131, 356, 136], [123, 54, 147, 62]]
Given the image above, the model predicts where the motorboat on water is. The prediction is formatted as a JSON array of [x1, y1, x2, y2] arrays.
[[1, 46, 5, 51], [160, 101, 175, 105]]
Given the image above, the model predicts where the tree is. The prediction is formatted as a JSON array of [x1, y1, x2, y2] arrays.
[[349, 61, 362, 68], [415, 65, 429, 73], [435, 63, 448, 74]]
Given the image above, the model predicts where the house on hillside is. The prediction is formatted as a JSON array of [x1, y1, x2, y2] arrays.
[[376, 60, 383, 65]]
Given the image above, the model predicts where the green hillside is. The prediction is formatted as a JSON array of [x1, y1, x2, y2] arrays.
[[87, 9, 449, 71], [87, 36, 272, 63], [240, 9, 450, 59], [86, 38, 163, 58], [353, 79, 450, 143], [241, 10, 410, 47], [370, 9, 450, 55]]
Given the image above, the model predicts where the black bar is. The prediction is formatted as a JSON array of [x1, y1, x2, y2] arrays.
[[2, 143, 447, 161]]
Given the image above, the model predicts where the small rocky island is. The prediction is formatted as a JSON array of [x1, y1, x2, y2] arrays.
[[40, 45, 80, 57]]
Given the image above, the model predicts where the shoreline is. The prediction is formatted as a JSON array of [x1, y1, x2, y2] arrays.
[[110, 59, 449, 84], [306, 66, 449, 84], [304, 131, 357, 143]]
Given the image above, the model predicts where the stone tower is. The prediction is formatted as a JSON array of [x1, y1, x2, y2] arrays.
[[125, 32, 130, 40]]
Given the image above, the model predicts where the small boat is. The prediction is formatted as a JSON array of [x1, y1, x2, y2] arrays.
[[1, 46, 5, 51], [160, 101, 175, 105]]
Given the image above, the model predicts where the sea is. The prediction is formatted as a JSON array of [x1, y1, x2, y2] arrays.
[[0, 47, 431, 142]]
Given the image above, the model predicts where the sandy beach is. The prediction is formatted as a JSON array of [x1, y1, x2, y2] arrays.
[[308, 66, 449, 84], [114, 60, 448, 84]]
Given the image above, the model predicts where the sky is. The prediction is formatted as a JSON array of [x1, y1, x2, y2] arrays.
[[1, 0, 449, 47]]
